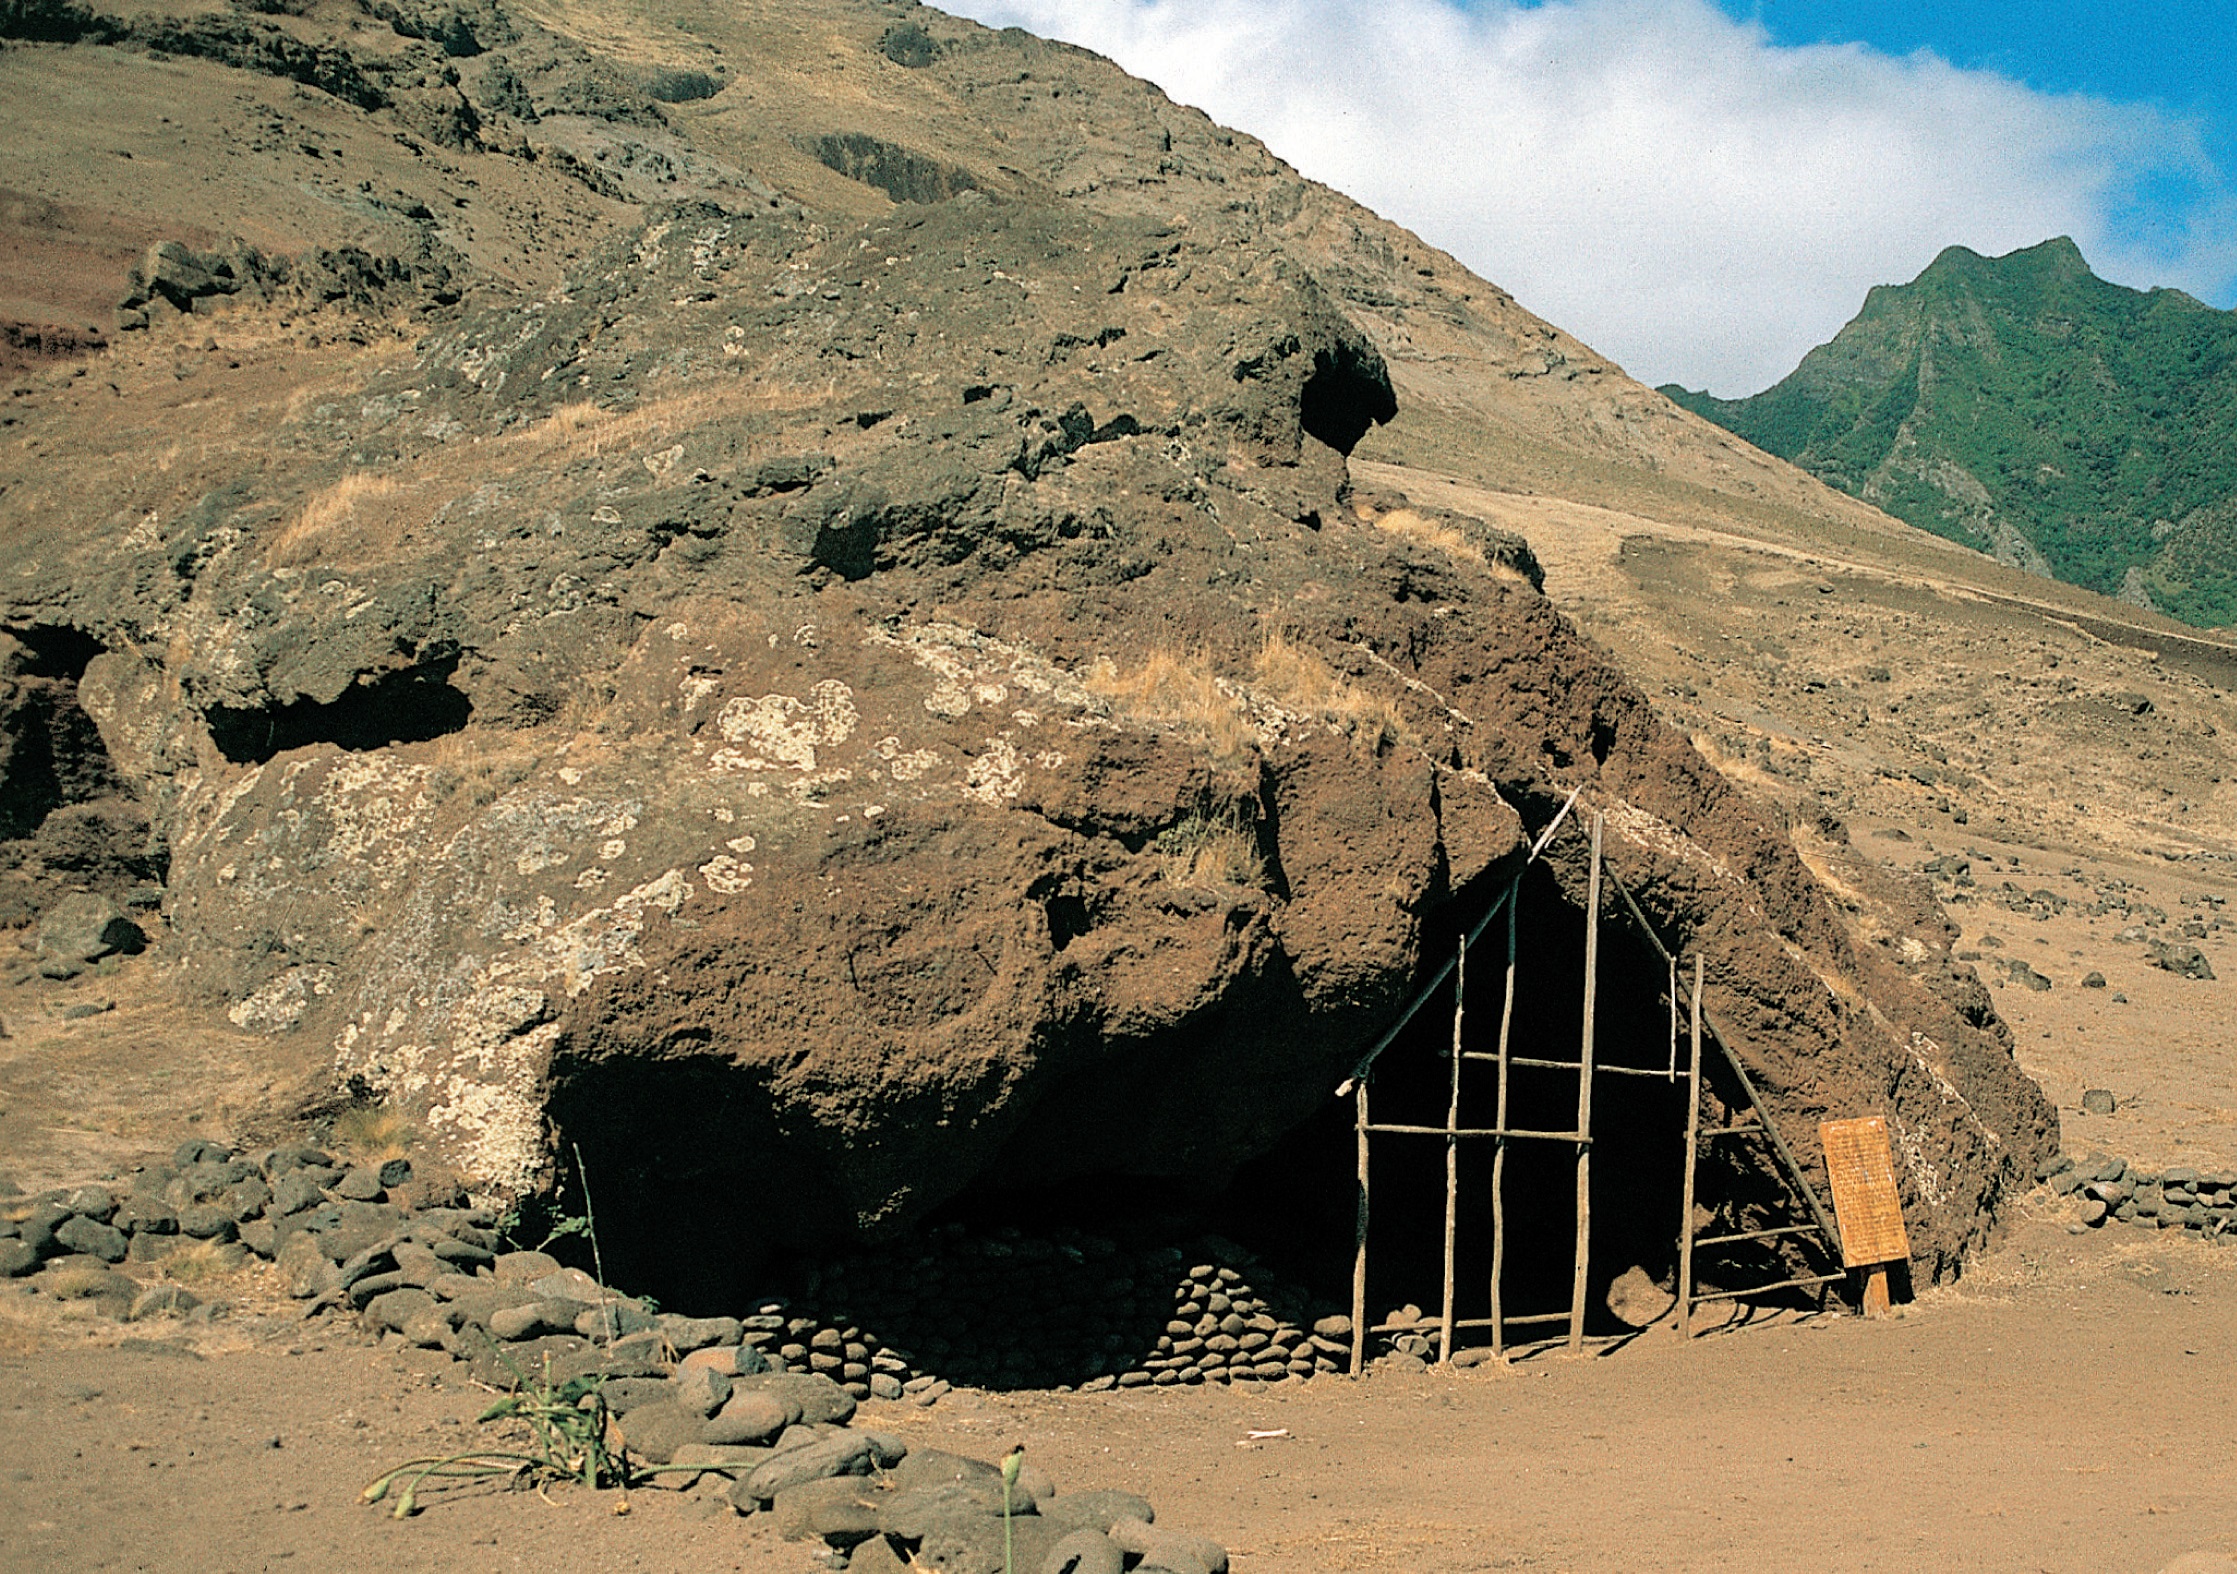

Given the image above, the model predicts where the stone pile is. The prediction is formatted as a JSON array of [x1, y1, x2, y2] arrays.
[[0, 1137, 455, 1294], [617, 1362, 1230, 1573], [2042, 1154, 2237, 1236], [574, 1361, 1232, 1569], [2, 1144, 1344, 1410], [788, 1227, 1346, 1395]]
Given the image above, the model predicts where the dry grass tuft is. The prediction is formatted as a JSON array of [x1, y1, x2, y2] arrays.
[[162, 1239, 248, 1285], [40, 1263, 124, 1300], [1087, 647, 1258, 760], [330, 1104, 415, 1162], [268, 472, 407, 568], [503, 383, 833, 464], [1371, 506, 1477, 559], [1153, 807, 1266, 893], [1252, 631, 1408, 753]]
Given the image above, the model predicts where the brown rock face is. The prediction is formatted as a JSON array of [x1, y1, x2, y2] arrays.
[[0, 0, 2052, 1286]]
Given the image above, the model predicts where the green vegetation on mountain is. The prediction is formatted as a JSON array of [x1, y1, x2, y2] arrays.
[[1661, 238, 2237, 627]]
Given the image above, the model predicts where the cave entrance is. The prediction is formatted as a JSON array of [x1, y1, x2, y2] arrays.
[[1338, 799, 1849, 1368]]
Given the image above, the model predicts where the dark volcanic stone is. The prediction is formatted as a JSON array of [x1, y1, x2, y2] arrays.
[[175, 1206, 238, 1243], [1041, 1490, 1156, 1537], [53, 1216, 128, 1263], [0, 11, 2059, 1304], [112, 1196, 178, 1236], [334, 1168, 386, 1203]]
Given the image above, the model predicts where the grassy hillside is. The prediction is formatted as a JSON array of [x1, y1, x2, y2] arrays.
[[1662, 239, 2237, 627]]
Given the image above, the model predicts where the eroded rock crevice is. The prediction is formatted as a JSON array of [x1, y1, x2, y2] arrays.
[[203, 653, 473, 765], [0, 625, 164, 925]]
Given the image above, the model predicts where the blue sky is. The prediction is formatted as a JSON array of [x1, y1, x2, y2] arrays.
[[1720, 2, 2230, 115], [1723, 1, 2236, 269], [949, 0, 2237, 394]]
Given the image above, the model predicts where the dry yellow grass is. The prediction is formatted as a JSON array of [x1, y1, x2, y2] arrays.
[[1153, 808, 1266, 893], [267, 472, 407, 568], [502, 382, 835, 463], [1252, 630, 1407, 753], [39, 1263, 123, 1300], [161, 1239, 248, 1286], [1087, 647, 1258, 760], [1369, 505, 1476, 559], [329, 1104, 416, 1162]]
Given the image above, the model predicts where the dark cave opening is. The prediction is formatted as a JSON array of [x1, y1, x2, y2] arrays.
[[1298, 343, 1399, 457], [531, 855, 1835, 1380], [10, 623, 105, 681], [204, 654, 473, 764], [0, 624, 164, 923], [1201, 858, 1841, 1349], [0, 625, 124, 841]]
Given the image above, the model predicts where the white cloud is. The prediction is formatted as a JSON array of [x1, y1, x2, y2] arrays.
[[944, 0, 2235, 395]]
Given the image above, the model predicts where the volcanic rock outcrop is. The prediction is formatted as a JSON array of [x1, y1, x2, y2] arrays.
[[0, 0, 2053, 1287]]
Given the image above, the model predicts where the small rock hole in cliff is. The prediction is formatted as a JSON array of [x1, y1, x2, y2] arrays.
[[10, 623, 105, 681], [1298, 343, 1398, 457], [0, 626, 161, 922], [204, 653, 473, 765], [1042, 891, 1091, 950], [2, 625, 122, 837]]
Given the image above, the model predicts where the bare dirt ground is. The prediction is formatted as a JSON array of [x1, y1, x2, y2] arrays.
[[3, 1201, 2234, 1573]]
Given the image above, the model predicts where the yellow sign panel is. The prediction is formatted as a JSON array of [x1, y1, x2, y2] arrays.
[[1819, 1116, 1910, 1269]]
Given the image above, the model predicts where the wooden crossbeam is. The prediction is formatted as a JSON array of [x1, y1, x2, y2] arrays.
[[1365, 1123, 1586, 1141], [1694, 1223, 1824, 1248], [1470, 1054, 1683, 1080], [1691, 1271, 1846, 1305]]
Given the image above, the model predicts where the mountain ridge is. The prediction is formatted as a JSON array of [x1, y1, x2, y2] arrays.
[[1661, 237, 2237, 626]]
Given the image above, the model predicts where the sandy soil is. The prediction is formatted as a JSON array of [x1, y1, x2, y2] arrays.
[[2, 1201, 2231, 1574]]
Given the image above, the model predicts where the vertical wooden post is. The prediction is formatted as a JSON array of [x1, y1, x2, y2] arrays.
[[1677, 952, 1703, 1340], [1568, 812, 1602, 1356], [1667, 954, 1679, 1080], [1350, 1079, 1369, 1376], [1438, 934, 1466, 1365], [1490, 877, 1519, 1358]]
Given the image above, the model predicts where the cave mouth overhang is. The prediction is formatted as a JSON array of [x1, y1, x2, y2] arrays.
[[537, 809, 1848, 1342]]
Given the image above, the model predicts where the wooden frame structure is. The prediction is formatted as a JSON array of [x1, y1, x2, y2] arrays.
[[1338, 797, 1847, 1373]]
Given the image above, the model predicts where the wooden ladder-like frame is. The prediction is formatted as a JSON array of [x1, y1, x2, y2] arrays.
[[1341, 797, 1848, 1374]]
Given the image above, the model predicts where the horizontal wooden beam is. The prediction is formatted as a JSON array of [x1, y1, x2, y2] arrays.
[[1364, 1122, 1585, 1142], [1690, 1271, 1846, 1305], [1461, 1053, 1678, 1081], [1693, 1223, 1830, 1248]]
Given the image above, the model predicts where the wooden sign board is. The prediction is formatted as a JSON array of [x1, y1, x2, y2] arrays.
[[1819, 1116, 1910, 1269]]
